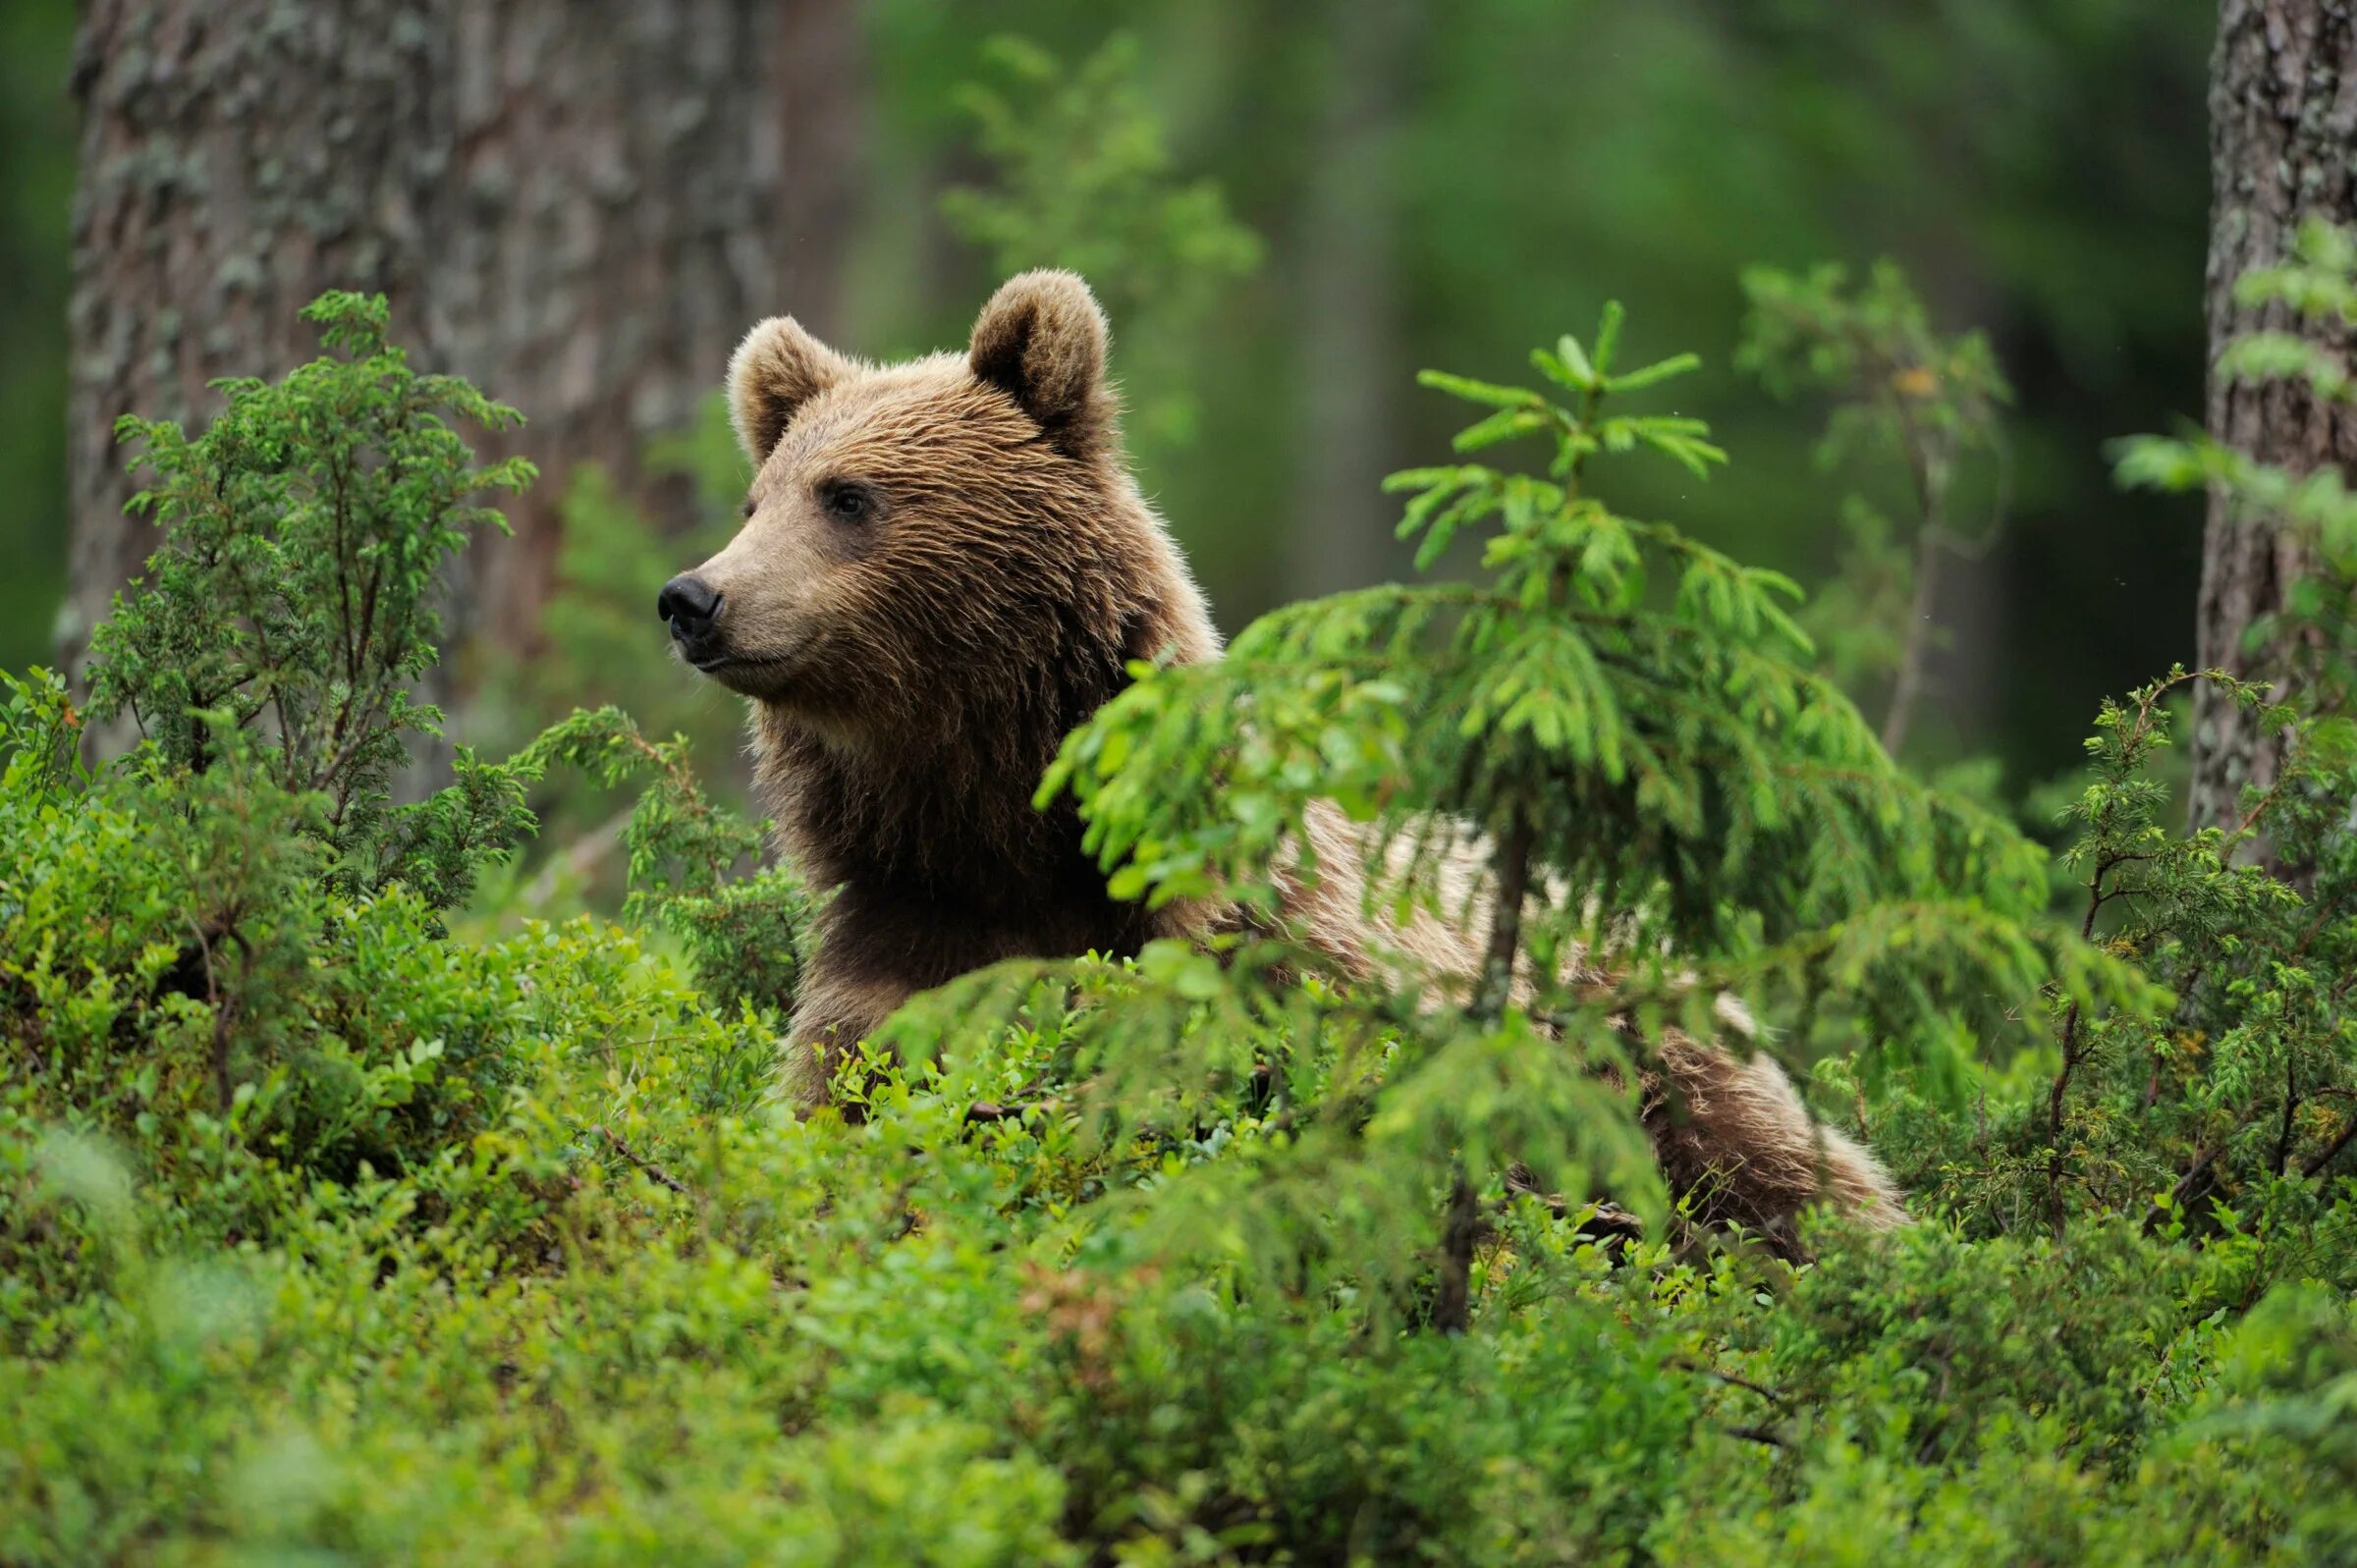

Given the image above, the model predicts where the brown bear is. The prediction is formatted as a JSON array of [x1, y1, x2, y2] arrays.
[[659, 268, 1905, 1236]]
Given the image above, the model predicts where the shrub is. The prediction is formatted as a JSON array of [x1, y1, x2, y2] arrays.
[[0, 298, 791, 1268], [85, 291, 541, 914]]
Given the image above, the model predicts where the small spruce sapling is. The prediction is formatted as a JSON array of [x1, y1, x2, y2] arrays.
[[1905, 663, 2357, 1240], [1054, 302, 2130, 1063], [2043, 670, 2295, 1223], [864, 304, 2145, 1314]]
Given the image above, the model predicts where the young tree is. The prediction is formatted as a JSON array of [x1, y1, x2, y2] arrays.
[[62, 0, 862, 697], [2190, 0, 2357, 839], [1738, 261, 2010, 756]]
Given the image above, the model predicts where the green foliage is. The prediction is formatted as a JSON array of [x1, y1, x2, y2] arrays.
[[1739, 262, 2011, 751], [1847, 226, 2357, 1247], [9, 291, 2357, 1565], [4, 663, 582, 1246], [2053, 675, 2357, 1222], [1049, 303, 2135, 1106], [87, 292, 540, 913], [1, 297, 795, 1253], [2204, 1283, 2357, 1557], [521, 706, 809, 1021], [1865, 666, 2357, 1256]]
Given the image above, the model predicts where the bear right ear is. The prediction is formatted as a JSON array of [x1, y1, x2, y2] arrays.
[[729, 316, 850, 463], [968, 270, 1116, 460]]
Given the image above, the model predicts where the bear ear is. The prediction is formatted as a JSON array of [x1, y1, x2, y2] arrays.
[[968, 270, 1116, 460], [729, 316, 850, 463]]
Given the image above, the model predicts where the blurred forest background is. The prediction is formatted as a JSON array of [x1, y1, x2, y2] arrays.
[[0, 0, 2213, 791]]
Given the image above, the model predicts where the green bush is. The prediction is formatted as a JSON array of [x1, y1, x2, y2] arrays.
[[6, 287, 2357, 1566]]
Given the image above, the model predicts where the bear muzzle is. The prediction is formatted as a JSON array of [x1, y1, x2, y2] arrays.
[[657, 573, 729, 667]]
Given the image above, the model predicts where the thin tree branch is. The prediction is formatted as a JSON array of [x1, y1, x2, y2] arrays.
[[2302, 1114, 2357, 1181], [1473, 813, 1534, 1022], [600, 1125, 690, 1196], [1430, 1165, 1479, 1335]]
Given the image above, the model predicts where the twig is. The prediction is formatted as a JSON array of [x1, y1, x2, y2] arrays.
[[1430, 1165, 1480, 1334], [1858, 328, 2008, 757], [1724, 1423, 1788, 1450], [1671, 1358, 1794, 1414], [187, 917, 234, 1114], [2302, 1114, 2357, 1181], [2275, 1053, 2301, 1179], [600, 1125, 690, 1196], [2046, 826, 2155, 1222], [1880, 487, 1946, 756], [2143, 1143, 2220, 1235], [1473, 813, 1534, 1021]]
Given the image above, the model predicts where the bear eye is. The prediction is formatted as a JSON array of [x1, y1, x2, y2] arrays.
[[819, 480, 874, 523]]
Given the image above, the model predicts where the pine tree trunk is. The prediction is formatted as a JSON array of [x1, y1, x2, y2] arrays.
[[2189, 0, 2357, 841], [63, 0, 860, 695]]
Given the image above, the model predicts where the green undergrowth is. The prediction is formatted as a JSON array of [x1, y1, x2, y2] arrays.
[[6, 292, 2357, 1566]]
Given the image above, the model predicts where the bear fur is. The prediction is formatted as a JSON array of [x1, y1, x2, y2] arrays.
[[671, 268, 1905, 1235]]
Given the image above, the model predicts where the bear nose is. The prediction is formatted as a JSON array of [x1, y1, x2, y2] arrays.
[[657, 574, 722, 641]]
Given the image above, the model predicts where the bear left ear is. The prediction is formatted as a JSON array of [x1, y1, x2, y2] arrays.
[[968, 270, 1116, 460], [729, 315, 850, 464]]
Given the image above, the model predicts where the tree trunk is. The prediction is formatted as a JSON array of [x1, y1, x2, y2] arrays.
[[1287, 0, 1418, 599], [63, 0, 861, 701], [2190, 0, 2357, 841]]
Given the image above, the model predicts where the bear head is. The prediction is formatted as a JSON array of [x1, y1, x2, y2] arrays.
[[660, 269, 1215, 755]]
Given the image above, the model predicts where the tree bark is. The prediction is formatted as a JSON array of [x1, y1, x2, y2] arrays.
[[2190, 0, 2357, 841], [63, 0, 861, 698]]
